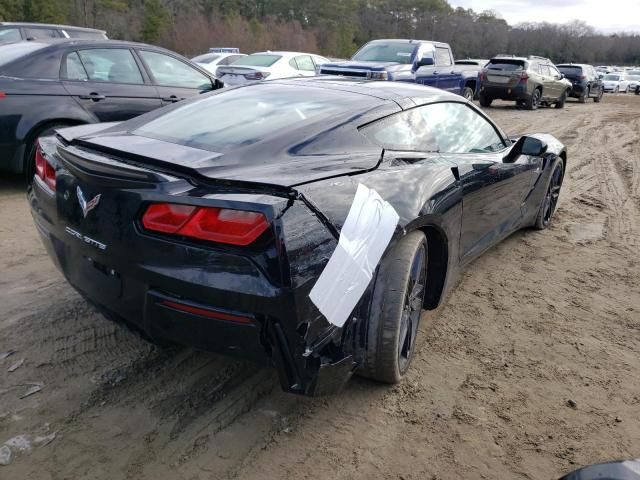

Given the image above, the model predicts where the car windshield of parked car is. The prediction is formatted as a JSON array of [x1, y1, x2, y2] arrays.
[[352, 42, 416, 64], [65, 30, 107, 40], [192, 53, 221, 64], [230, 54, 281, 67], [0, 42, 47, 67], [627, 75, 640, 81], [487, 60, 524, 71], [603, 74, 620, 81], [134, 85, 366, 153], [361, 102, 505, 154], [0, 27, 21, 43]]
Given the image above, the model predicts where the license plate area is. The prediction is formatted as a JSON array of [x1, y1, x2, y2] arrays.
[[488, 75, 511, 83], [77, 256, 122, 299]]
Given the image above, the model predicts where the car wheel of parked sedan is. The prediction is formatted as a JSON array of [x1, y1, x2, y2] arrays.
[[615, 86, 619, 94], [25, 123, 75, 184], [525, 88, 541, 110], [594, 88, 603, 102], [579, 87, 589, 103], [534, 159, 564, 229], [624, 85, 629, 93], [462, 86, 474, 102], [555, 90, 568, 109], [479, 95, 492, 107], [358, 231, 427, 384]]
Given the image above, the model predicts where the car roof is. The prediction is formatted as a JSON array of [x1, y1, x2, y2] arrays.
[[365, 38, 449, 47], [267, 77, 462, 106], [556, 63, 590, 67], [0, 22, 106, 34], [2, 38, 176, 53]]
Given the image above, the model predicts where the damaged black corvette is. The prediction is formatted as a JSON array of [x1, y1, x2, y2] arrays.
[[29, 78, 566, 396]]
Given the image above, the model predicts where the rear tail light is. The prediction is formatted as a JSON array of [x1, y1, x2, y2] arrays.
[[34, 140, 56, 191], [141, 203, 269, 246], [480, 70, 487, 81], [160, 299, 253, 324], [0, 92, 6, 99], [244, 71, 270, 80], [579, 75, 586, 80], [519, 72, 529, 83]]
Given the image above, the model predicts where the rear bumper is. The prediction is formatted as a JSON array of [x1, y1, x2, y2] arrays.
[[480, 84, 528, 100], [29, 177, 356, 396]]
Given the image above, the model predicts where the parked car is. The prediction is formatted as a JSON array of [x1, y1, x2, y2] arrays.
[[216, 51, 329, 86], [0, 39, 220, 179], [0, 22, 107, 44], [29, 78, 566, 395], [626, 74, 640, 92], [556, 63, 604, 103], [601, 73, 630, 93], [454, 58, 488, 67], [318, 39, 482, 100], [191, 51, 246, 76], [479, 55, 572, 110]]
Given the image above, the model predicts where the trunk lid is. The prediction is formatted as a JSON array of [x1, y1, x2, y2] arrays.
[[484, 59, 527, 87]]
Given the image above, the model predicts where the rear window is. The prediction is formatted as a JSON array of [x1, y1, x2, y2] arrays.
[[0, 42, 48, 67], [558, 66, 583, 75], [231, 54, 281, 67], [192, 54, 221, 64], [603, 74, 620, 80], [487, 60, 524, 71], [352, 42, 416, 64], [134, 85, 367, 153]]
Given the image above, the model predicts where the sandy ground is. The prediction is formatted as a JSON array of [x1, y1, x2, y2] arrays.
[[1, 94, 639, 479]]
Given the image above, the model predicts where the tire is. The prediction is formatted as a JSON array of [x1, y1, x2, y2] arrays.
[[479, 94, 492, 107], [594, 88, 603, 102], [579, 87, 589, 103], [615, 86, 619, 94], [462, 86, 474, 102], [534, 159, 564, 230], [624, 85, 629, 93], [555, 89, 568, 109], [358, 231, 428, 384], [525, 88, 541, 110], [24, 122, 75, 184]]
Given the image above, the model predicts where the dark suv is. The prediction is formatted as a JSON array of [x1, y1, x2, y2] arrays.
[[556, 64, 603, 103], [0, 22, 107, 44], [479, 55, 572, 110]]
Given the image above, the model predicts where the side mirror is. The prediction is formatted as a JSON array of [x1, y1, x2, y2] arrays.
[[417, 57, 434, 67], [560, 73, 565, 79], [504, 135, 548, 163]]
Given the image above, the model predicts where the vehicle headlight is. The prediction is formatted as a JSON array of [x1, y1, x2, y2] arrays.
[[367, 71, 389, 80]]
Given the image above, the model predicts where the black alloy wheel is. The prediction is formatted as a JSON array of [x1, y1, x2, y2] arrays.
[[535, 160, 564, 229]]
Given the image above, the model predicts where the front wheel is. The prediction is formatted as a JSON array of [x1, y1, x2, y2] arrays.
[[555, 90, 568, 109], [534, 159, 564, 229], [358, 231, 427, 384], [479, 95, 492, 107]]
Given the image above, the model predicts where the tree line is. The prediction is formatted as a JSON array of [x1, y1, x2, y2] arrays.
[[1, 0, 639, 65]]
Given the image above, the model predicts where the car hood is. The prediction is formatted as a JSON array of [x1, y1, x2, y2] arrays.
[[57, 124, 385, 188]]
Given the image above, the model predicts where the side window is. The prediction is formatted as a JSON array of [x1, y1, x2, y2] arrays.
[[435, 47, 452, 67], [549, 66, 561, 78], [0, 27, 22, 43], [24, 27, 60, 39], [62, 52, 89, 81], [312, 56, 329, 67], [540, 65, 550, 76], [77, 49, 144, 84], [361, 102, 505, 154], [289, 58, 298, 69], [226, 55, 243, 64], [294, 55, 315, 71], [139, 50, 211, 89]]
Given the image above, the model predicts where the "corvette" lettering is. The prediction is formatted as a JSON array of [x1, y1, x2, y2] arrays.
[[64, 226, 107, 251]]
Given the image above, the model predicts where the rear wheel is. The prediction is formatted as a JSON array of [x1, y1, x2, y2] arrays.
[[24, 123, 74, 184], [358, 231, 427, 384], [525, 89, 541, 110], [534, 159, 564, 229], [579, 87, 589, 103], [462, 86, 474, 101], [479, 94, 492, 107], [594, 88, 603, 102]]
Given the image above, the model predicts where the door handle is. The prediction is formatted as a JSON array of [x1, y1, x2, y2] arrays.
[[79, 92, 106, 101], [161, 95, 182, 103]]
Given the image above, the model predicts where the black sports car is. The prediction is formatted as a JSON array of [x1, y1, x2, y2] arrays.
[[29, 78, 566, 396]]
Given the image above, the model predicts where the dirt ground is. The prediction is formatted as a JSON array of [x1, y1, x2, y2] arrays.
[[1, 94, 639, 480]]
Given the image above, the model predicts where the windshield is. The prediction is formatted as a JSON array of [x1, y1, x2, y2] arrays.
[[603, 74, 620, 80], [230, 54, 281, 67], [627, 75, 640, 81], [192, 54, 221, 64], [0, 42, 48, 67], [134, 84, 366, 153], [487, 60, 524, 71], [352, 42, 416, 64]]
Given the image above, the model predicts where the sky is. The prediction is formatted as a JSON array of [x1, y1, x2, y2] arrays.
[[450, 0, 640, 33]]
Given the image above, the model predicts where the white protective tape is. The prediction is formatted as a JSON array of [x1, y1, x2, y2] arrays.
[[309, 183, 400, 327]]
